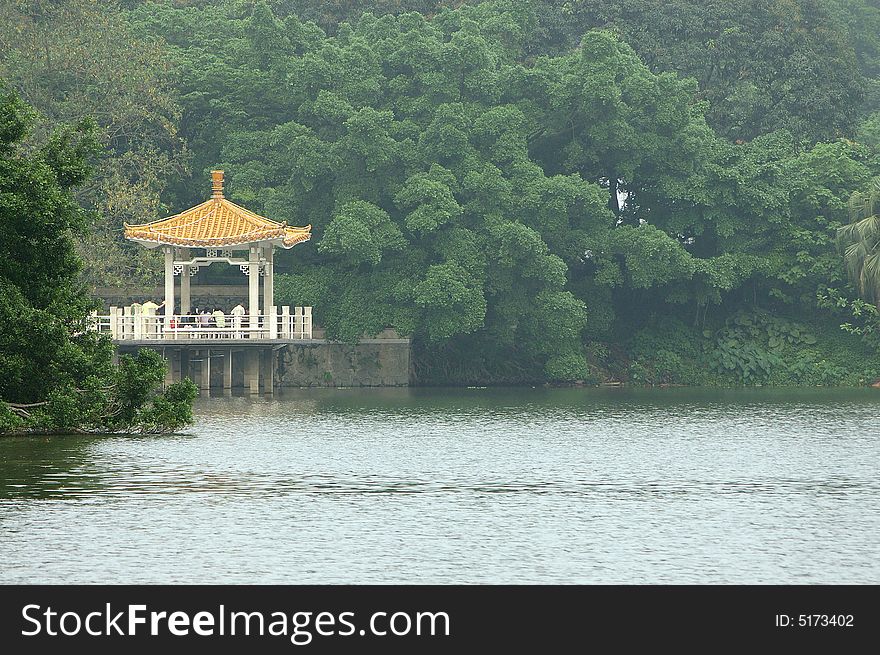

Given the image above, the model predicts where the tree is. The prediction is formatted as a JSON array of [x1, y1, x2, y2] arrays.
[[275, 1, 455, 32], [125, 1, 601, 381], [120, 0, 880, 385], [23, 0, 878, 387], [526, 30, 714, 219], [0, 88, 196, 434], [535, 0, 867, 144], [0, 0, 187, 288], [838, 178, 880, 302]]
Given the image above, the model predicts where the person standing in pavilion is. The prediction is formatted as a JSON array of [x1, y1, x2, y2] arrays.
[[231, 304, 246, 338], [213, 307, 226, 333]]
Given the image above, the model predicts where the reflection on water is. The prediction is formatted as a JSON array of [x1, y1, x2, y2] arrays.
[[1, 387, 878, 583]]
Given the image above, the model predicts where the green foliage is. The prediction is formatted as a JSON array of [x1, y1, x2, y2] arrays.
[[858, 112, 880, 149], [137, 377, 199, 434], [627, 318, 712, 385], [838, 177, 880, 301], [129, 0, 610, 375], [319, 200, 405, 265], [625, 311, 880, 386], [0, 89, 195, 435], [0, 402, 25, 434], [128, 0, 880, 385], [0, 0, 186, 287], [414, 262, 487, 340], [395, 168, 462, 234], [534, 0, 869, 144], [544, 353, 589, 382], [704, 310, 880, 386], [5, 0, 880, 388], [817, 285, 880, 350], [707, 311, 801, 385]]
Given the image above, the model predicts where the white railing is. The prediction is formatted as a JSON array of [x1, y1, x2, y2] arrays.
[[89, 306, 313, 341]]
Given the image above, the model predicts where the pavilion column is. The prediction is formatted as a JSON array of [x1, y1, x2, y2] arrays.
[[248, 244, 260, 324], [180, 247, 191, 315], [263, 246, 274, 313], [164, 247, 175, 318], [199, 349, 211, 391], [223, 349, 233, 390]]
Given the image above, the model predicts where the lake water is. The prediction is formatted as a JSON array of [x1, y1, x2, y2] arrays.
[[1, 388, 878, 584]]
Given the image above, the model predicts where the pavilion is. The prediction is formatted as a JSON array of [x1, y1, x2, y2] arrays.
[[90, 170, 410, 394], [124, 170, 311, 327], [87, 170, 315, 393], [90, 170, 409, 393]]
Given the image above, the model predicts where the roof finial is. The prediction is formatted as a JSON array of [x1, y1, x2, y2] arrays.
[[211, 170, 224, 199]]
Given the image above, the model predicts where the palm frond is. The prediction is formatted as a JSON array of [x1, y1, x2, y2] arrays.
[[863, 250, 880, 279], [844, 240, 868, 261], [838, 180, 880, 303], [856, 214, 880, 241], [844, 240, 868, 281], [838, 216, 875, 249], [848, 191, 869, 222], [838, 221, 859, 246]]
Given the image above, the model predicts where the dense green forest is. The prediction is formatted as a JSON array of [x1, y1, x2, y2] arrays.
[[3, 0, 880, 387], [0, 88, 196, 433]]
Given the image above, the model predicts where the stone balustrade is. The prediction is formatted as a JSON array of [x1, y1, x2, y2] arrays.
[[89, 306, 313, 341]]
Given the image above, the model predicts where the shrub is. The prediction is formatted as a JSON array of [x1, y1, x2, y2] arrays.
[[545, 353, 589, 382]]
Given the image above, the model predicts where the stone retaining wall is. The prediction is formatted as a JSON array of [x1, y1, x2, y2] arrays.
[[277, 340, 411, 387]]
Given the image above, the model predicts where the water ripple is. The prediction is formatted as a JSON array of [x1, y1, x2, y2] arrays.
[[1, 387, 878, 583]]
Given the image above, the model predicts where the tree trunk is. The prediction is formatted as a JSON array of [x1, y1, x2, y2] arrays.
[[608, 175, 620, 217]]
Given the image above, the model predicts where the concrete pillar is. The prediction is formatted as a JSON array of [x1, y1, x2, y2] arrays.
[[263, 246, 273, 314], [249, 245, 260, 331], [281, 306, 291, 338], [268, 305, 278, 339], [132, 307, 142, 340], [294, 306, 303, 338], [232, 309, 244, 339], [123, 305, 132, 340], [181, 349, 191, 382], [260, 349, 275, 394], [163, 349, 176, 389], [164, 247, 175, 318], [244, 349, 260, 395], [109, 306, 119, 339], [224, 349, 233, 390], [199, 349, 211, 391], [180, 247, 191, 316]]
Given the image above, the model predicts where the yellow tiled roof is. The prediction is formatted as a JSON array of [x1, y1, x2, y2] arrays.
[[124, 171, 311, 249]]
